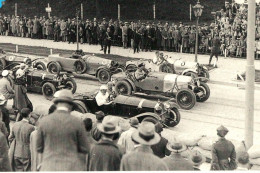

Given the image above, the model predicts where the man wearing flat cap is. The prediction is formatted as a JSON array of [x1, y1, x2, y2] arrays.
[[36, 89, 89, 171], [211, 125, 237, 170], [89, 117, 122, 171], [120, 121, 168, 171]]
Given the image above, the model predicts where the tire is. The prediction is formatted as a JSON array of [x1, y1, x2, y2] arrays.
[[42, 82, 57, 100], [164, 108, 181, 127], [184, 71, 198, 79], [176, 89, 196, 110], [142, 116, 158, 124], [126, 64, 137, 72], [97, 69, 111, 84], [47, 61, 62, 74], [74, 100, 89, 113], [199, 70, 210, 82], [34, 61, 47, 71], [65, 78, 77, 94], [0, 58, 6, 70], [115, 80, 133, 95], [194, 82, 210, 102], [160, 63, 174, 73], [74, 59, 87, 74]]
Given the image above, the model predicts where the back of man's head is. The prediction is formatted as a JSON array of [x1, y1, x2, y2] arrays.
[[21, 108, 31, 119], [83, 118, 93, 132]]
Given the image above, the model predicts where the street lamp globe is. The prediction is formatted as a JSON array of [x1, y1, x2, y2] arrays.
[[193, 0, 204, 17]]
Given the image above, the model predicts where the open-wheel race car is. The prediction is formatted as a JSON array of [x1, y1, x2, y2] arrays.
[[33, 50, 125, 84], [6, 67, 77, 100], [126, 55, 209, 82], [73, 93, 181, 127], [111, 70, 210, 110]]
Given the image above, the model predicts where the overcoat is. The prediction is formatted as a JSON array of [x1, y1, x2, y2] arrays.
[[162, 153, 194, 170], [0, 132, 11, 171]]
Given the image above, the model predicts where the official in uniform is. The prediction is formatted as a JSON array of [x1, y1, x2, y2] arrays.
[[210, 125, 237, 170]]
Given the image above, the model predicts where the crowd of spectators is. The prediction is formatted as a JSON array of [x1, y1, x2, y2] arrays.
[[0, 1, 259, 57]]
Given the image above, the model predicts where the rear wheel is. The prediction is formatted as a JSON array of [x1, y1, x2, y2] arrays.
[[115, 80, 133, 95], [65, 78, 77, 94], [74, 59, 87, 74], [176, 89, 196, 110], [126, 64, 137, 72], [164, 108, 181, 127], [34, 61, 46, 71], [0, 58, 6, 70], [194, 82, 210, 102], [47, 61, 62, 74], [74, 100, 89, 113], [42, 82, 56, 100], [97, 69, 111, 84]]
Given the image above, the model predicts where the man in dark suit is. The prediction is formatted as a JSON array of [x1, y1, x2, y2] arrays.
[[89, 117, 122, 171], [162, 140, 193, 170], [151, 123, 168, 158], [0, 131, 11, 171], [211, 125, 237, 171], [36, 89, 89, 171], [209, 34, 221, 67], [9, 108, 34, 171]]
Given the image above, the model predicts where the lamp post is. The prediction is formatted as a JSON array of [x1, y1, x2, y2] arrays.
[[193, 0, 204, 63], [76, 8, 79, 51]]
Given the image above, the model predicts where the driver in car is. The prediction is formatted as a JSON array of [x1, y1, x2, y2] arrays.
[[153, 52, 164, 65], [135, 63, 149, 81], [95, 85, 112, 106]]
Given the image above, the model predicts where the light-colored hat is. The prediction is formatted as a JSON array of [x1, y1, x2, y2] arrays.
[[97, 116, 121, 134], [0, 94, 7, 105], [53, 89, 76, 106], [100, 85, 108, 90], [20, 63, 26, 68], [166, 138, 187, 153], [2, 70, 9, 77], [131, 121, 161, 145], [129, 117, 139, 128]]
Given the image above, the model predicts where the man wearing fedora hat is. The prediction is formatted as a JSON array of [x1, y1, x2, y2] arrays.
[[120, 121, 168, 171], [211, 125, 237, 170], [162, 139, 193, 170], [191, 150, 206, 171], [36, 89, 89, 171], [118, 117, 139, 153], [89, 117, 122, 171]]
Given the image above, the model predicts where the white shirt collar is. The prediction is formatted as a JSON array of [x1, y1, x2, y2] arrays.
[[22, 118, 29, 123]]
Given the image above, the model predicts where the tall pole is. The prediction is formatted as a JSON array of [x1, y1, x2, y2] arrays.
[[190, 4, 192, 21], [153, 1, 156, 20], [76, 9, 79, 51], [81, 3, 83, 20], [15, 3, 17, 16], [118, 4, 120, 21], [195, 17, 199, 62], [47, 3, 50, 18], [245, 0, 255, 148]]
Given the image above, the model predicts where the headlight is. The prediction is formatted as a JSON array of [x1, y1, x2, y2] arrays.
[[164, 103, 171, 109]]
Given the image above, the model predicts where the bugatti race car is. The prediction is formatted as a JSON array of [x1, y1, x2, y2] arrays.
[[111, 70, 210, 110], [126, 55, 209, 81], [73, 94, 181, 127], [7, 67, 77, 100], [33, 50, 124, 84]]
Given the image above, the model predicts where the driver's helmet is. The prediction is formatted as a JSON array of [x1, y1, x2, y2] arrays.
[[24, 58, 32, 66]]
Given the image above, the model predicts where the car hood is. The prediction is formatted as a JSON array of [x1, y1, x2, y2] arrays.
[[111, 72, 127, 79], [168, 59, 198, 69]]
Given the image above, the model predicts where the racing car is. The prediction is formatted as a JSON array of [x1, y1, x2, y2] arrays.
[[33, 50, 125, 84], [111, 70, 210, 110], [73, 93, 181, 127], [126, 55, 209, 81], [7, 67, 77, 100]]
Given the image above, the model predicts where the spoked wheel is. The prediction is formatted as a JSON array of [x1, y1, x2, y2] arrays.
[[42, 82, 56, 100], [97, 69, 111, 84], [64, 78, 77, 94], [160, 63, 174, 73], [47, 62, 61, 74], [34, 62, 47, 71], [115, 80, 133, 95], [164, 108, 181, 127], [176, 89, 196, 110], [126, 64, 138, 72], [74, 59, 87, 74], [194, 82, 210, 102]]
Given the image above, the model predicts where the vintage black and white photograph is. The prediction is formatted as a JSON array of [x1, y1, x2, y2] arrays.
[[0, 0, 259, 171]]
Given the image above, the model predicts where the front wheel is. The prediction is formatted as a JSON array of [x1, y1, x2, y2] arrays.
[[199, 70, 210, 83], [64, 78, 77, 94], [115, 80, 133, 95], [34, 61, 47, 71], [126, 64, 137, 72], [47, 61, 62, 74], [194, 82, 210, 102], [176, 89, 196, 110], [97, 69, 111, 84], [42, 82, 57, 100], [164, 108, 181, 127]]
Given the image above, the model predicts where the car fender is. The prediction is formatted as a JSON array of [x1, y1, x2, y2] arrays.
[[122, 78, 136, 92], [95, 66, 110, 77], [182, 69, 197, 75], [167, 101, 180, 110], [134, 112, 162, 122]]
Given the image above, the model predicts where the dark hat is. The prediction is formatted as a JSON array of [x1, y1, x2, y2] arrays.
[[191, 150, 206, 166], [217, 125, 229, 137], [155, 123, 163, 134], [138, 63, 145, 67], [21, 108, 32, 118], [53, 89, 76, 106], [95, 111, 105, 121], [129, 117, 139, 128], [237, 151, 249, 165], [98, 117, 121, 134], [166, 138, 187, 153], [131, 121, 161, 145]]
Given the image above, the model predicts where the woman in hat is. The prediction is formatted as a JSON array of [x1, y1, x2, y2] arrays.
[[120, 121, 168, 171], [211, 125, 237, 170]]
